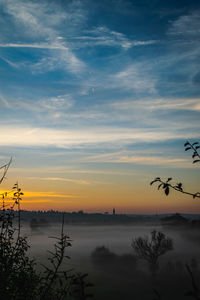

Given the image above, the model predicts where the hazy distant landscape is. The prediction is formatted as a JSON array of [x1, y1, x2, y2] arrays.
[[23, 221, 200, 299]]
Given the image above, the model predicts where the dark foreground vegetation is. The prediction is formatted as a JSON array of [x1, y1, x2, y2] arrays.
[[0, 140, 199, 299], [0, 162, 93, 299], [0, 193, 93, 299], [90, 243, 200, 300]]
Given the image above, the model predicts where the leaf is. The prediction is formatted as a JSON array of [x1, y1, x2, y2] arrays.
[[195, 145, 200, 149], [158, 183, 163, 190], [192, 152, 198, 158], [184, 141, 190, 147], [167, 177, 172, 182], [185, 147, 191, 151], [165, 186, 169, 196], [176, 183, 183, 191], [192, 142, 199, 146], [193, 160, 200, 163], [150, 180, 156, 185]]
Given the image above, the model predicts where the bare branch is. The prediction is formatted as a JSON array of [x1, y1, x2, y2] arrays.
[[185, 264, 200, 300], [0, 157, 12, 185]]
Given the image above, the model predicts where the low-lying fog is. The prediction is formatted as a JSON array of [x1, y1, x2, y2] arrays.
[[22, 223, 200, 300]]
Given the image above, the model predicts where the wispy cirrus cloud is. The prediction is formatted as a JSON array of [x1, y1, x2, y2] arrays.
[[29, 177, 90, 185], [0, 42, 86, 74], [0, 43, 68, 50], [0, 95, 11, 108], [71, 26, 156, 49], [0, 0, 158, 76], [82, 151, 188, 166], [110, 98, 200, 112], [0, 0, 86, 74], [110, 63, 157, 94], [0, 94, 74, 114], [166, 11, 200, 89], [0, 126, 198, 148], [168, 11, 200, 38], [1, 91, 199, 134]]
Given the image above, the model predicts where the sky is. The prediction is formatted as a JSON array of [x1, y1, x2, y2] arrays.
[[0, 0, 200, 213]]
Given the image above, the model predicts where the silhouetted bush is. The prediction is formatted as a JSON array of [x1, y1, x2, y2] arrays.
[[0, 198, 93, 299], [91, 246, 138, 276], [0, 160, 93, 299], [30, 217, 50, 231], [91, 246, 117, 264]]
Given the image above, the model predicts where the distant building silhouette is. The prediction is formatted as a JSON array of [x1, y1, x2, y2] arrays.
[[113, 208, 116, 215]]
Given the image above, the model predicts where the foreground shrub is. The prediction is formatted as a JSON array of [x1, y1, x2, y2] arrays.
[[0, 183, 92, 300]]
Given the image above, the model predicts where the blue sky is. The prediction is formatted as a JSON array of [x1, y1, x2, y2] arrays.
[[0, 0, 199, 212]]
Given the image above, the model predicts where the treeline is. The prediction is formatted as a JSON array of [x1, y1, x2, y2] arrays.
[[10, 210, 200, 226]]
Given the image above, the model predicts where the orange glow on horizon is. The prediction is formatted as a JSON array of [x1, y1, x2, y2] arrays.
[[1, 180, 200, 214]]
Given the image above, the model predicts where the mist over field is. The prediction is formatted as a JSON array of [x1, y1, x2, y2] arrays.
[[21, 223, 200, 300]]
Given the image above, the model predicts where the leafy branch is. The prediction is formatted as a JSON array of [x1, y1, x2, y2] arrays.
[[150, 177, 200, 199], [12, 182, 24, 239], [151, 140, 200, 199], [40, 214, 73, 299], [184, 141, 200, 164]]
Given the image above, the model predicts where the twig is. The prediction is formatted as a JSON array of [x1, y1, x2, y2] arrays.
[[185, 264, 200, 300], [0, 158, 12, 184]]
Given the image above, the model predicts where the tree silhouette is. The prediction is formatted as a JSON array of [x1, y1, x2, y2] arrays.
[[132, 230, 173, 277]]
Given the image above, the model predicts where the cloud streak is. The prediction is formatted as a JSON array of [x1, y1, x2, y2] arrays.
[[110, 98, 200, 112], [29, 177, 90, 185], [0, 126, 198, 148], [0, 0, 86, 74], [72, 26, 156, 49], [168, 11, 200, 38], [82, 151, 189, 166]]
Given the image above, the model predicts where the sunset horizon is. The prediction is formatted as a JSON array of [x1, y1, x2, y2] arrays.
[[0, 0, 199, 214]]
